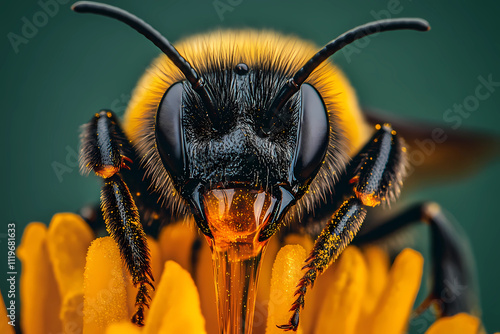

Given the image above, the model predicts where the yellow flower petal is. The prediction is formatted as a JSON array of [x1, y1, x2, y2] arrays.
[[0, 290, 15, 334], [144, 261, 206, 334], [314, 246, 368, 334], [356, 245, 390, 333], [284, 234, 314, 253], [370, 248, 424, 334], [125, 236, 163, 318], [255, 235, 281, 332], [158, 220, 197, 272], [83, 237, 129, 334], [425, 313, 480, 334], [47, 213, 94, 297], [60, 291, 84, 334], [106, 321, 142, 334], [281, 234, 316, 332], [148, 236, 164, 281], [266, 244, 307, 334], [17, 222, 62, 334], [300, 255, 336, 333], [46, 213, 93, 333]]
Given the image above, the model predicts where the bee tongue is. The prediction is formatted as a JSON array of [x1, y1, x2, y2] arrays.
[[201, 188, 284, 334], [203, 188, 275, 250]]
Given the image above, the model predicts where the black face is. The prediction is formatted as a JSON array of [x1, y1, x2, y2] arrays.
[[156, 63, 330, 240], [184, 64, 300, 189]]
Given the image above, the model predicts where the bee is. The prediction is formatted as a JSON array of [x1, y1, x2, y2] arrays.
[[73, 1, 485, 331]]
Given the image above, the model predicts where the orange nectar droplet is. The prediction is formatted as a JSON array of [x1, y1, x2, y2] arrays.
[[203, 188, 274, 334]]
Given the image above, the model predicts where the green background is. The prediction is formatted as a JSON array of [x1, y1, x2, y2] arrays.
[[1, 0, 499, 332]]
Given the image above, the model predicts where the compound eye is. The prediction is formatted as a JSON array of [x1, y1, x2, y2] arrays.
[[156, 82, 186, 180], [290, 84, 329, 186]]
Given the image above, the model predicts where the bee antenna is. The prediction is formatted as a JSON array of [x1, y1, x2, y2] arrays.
[[265, 18, 430, 133], [72, 1, 219, 125]]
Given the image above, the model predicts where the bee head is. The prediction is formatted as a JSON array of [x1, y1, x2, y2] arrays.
[[155, 63, 331, 239]]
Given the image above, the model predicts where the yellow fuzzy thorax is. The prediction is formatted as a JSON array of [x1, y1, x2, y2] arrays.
[[123, 29, 372, 216]]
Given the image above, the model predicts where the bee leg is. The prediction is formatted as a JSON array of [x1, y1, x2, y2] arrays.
[[277, 197, 367, 331], [354, 202, 479, 318], [278, 124, 407, 331], [80, 110, 153, 326]]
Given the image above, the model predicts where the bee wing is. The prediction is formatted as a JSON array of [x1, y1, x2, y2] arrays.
[[363, 108, 500, 187]]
